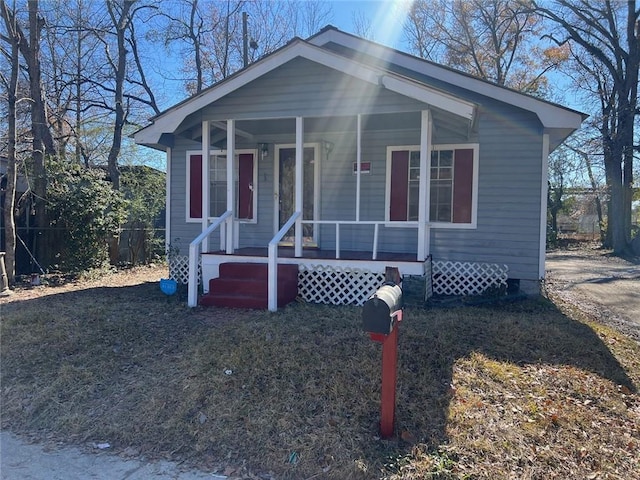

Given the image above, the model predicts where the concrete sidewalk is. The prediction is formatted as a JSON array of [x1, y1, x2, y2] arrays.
[[0, 431, 225, 480]]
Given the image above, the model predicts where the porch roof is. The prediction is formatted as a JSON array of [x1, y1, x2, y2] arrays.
[[134, 36, 477, 150]]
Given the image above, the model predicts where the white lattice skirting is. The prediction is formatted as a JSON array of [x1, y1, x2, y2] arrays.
[[298, 265, 385, 306], [175, 255, 507, 306], [168, 255, 202, 285], [432, 260, 508, 296]]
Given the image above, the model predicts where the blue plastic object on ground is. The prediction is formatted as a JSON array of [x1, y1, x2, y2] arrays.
[[160, 278, 178, 296]]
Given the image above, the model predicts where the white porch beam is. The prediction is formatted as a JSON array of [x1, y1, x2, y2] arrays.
[[211, 121, 254, 140], [356, 114, 362, 222], [381, 75, 475, 121], [226, 119, 235, 254], [201, 121, 211, 252], [294, 117, 304, 257], [417, 110, 432, 261]]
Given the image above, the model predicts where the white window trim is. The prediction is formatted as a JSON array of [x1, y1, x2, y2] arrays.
[[385, 143, 479, 229], [185, 149, 258, 224]]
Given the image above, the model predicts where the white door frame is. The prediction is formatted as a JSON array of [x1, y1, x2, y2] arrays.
[[273, 142, 320, 245]]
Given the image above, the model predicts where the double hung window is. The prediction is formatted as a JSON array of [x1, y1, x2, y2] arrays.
[[387, 145, 477, 226], [186, 151, 256, 222]]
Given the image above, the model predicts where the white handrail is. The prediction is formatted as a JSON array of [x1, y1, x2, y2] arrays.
[[300, 220, 420, 260], [268, 211, 301, 312], [187, 210, 233, 307]]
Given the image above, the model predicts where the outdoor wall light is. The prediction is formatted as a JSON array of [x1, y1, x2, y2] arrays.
[[259, 143, 269, 159], [322, 140, 334, 155]]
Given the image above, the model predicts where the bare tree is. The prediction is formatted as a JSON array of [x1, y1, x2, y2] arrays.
[[534, 0, 639, 254], [1, 0, 58, 266], [102, 0, 133, 190], [0, 0, 21, 284], [404, 0, 562, 95], [41, 0, 108, 166], [93, 0, 160, 189], [153, 0, 217, 94], [156, 0, 333, 95], [207, 0, 244, 82], [288, 0, 332, 38], [351, 10, 373, 40]]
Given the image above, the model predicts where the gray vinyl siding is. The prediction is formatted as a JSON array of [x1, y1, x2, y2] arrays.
[[168, 136, 202, 253], [200, 58, 428, 121]]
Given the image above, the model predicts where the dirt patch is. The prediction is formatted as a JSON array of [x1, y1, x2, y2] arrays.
[[546, 245, 640, 343], [1, 265, 169, 304]]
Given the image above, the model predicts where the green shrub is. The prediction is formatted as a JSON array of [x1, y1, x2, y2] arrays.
[[47, 161, 127, 272]]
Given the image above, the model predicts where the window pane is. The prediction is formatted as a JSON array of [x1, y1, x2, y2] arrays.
[[408, 185, 419, 221], [211, 182, 226, 217], [410, 151, 420, 168], [430, 178, 452, 222], [437, 205, 451, 222], [440, 150, 453, 166]]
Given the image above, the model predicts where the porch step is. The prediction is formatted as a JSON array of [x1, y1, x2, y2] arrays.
[[199, 262, 299, 309]]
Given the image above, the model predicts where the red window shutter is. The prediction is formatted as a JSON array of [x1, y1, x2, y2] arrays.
[[189, 154, 203, 219], [453, 149, 473, 223], [390, 150, 409, 221], [238, 153, 254, 219]]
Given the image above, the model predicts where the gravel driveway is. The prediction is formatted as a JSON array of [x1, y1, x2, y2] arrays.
[[546, 248, 640, 342]]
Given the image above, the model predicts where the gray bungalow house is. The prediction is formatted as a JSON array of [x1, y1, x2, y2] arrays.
[[134, 26, 585, 311]]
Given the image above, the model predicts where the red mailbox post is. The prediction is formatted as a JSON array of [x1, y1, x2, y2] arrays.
[[363, 283, 403, 439]]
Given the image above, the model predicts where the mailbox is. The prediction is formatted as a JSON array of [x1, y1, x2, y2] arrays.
[[362, 280, 404, 439], [362, 283, 402, 335]]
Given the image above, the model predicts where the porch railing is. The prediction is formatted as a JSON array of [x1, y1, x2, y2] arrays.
[[188, 210, 233, 307], [301, 220, 420, 260], [268, 211, 301, 311]]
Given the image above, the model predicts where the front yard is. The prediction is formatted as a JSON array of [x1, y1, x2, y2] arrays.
[[1, 266, 638, 479]]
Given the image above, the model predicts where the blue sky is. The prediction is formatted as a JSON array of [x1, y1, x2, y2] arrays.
[[327, 0, 412, 48]]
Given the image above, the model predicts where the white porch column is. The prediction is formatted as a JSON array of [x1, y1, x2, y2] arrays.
[[417, 109, 432, 261], [201, 121, 210, 252], [165, 147, 172, 251], [356, 114, 362, 222], [226, 119, 235, 254], [294, 116, 304, 257]]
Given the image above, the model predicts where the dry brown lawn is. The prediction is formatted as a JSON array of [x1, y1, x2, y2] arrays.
[[1, 265, 638, 479]]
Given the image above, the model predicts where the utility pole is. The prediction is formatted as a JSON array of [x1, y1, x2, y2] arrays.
[[242, 11, 248, 68]]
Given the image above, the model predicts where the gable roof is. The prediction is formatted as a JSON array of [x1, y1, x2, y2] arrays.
[[134, 37, 477, 149], [134, 25, 585, 151]]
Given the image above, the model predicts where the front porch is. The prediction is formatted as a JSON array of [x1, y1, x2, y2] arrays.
[[168, 246, 509, 309], [175, 246, 429, 308]]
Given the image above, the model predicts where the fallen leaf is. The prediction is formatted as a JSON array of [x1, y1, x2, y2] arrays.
[[618, 385, 632, 395], [401, 430, 416, 444]]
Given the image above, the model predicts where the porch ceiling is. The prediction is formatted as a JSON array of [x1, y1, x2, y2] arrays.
[[178, 109, 472, 145]]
